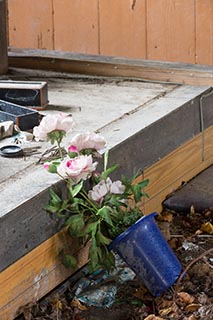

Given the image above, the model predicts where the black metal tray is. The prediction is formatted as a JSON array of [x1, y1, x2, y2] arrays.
[[0, 99, 39, 131]]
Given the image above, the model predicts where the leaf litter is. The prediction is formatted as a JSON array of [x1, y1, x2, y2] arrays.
[[16, 208, 213, 320]]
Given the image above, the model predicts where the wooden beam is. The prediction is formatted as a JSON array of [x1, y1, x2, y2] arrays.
[[143, 125, 213, 214], [8, 49, 213, 86], [0, 228, 89, 320], [1, 126, 212, 320], [0, 0, 8, 75]]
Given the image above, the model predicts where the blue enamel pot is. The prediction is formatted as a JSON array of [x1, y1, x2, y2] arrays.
[[109, 212, 182, 296]]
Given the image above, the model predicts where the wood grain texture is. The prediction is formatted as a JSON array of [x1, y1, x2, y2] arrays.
[[0, 228, 89, 320], [143, 125, 213, 214], [99, 0, 146, 58], [146, 0, 196, 63], [7, 0, 213, 65], [195, 0, 213, 65], [53, 0, 99, 54], [8, 0, 54, 50], [8, 49, 213, 86]]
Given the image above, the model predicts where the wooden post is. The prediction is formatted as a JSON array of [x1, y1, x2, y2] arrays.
[[0, 0, 8, 75]]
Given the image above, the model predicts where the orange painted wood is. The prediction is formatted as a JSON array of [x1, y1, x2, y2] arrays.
[[195, 0, 213, 65], [8, 0, 54, 50], [53, 0, 99, 54], [7, 0, 213, 65], [0, 228, 89, 320], [99, 0, 146, 59], [146, 0, 196, 63]]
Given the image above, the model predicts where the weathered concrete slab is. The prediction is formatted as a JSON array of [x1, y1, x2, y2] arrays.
[[0, 68, 212, 272], [163, 165, 213, 213]]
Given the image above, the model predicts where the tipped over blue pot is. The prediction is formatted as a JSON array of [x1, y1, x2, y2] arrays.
[[109, 212, 182, 296]]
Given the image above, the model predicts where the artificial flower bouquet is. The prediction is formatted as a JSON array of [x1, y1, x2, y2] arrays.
[[33, 113, 149, 272]]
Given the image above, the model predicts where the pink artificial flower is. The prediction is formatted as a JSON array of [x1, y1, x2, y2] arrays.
[[33, 112, 74, 141], [110, 180, 126, 194], [88, 177, 125, 204], [43, 162, 50, 170], [57, 154, 97, 183], [68, 132, 106, 153], [68, 145, 78, 153]]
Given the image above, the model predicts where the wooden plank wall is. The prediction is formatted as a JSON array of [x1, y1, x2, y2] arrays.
[[7, 0, 213, 65], [0, 0, 8, 74]]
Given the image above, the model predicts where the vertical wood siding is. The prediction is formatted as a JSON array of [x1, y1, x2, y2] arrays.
[[146, 0, 196, 63], [53, 0, 99, 54], [195, 0, 213, 65], [8, 0, 54, 50], [99, 0, 147, 58], [7, 0, 213, 65]]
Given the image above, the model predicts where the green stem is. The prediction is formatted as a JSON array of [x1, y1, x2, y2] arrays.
[[80, 190, 99, 215], [57, 138, 63, 159]]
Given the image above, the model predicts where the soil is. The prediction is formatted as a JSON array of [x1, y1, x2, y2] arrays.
[[16, 208, 213, 320]]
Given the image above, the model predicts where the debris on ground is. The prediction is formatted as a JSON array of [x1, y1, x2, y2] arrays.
[[16, 206, 213, 320]]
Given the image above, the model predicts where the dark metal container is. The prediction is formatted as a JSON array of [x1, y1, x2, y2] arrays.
[[0, 99, 39, 131]]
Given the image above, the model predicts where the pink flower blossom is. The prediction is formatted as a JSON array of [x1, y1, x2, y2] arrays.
[[68, 145, 78, 153], [33, 113, 74, 141], [88, 177, 125, 203], [68, 132, 106, 153], [57, 155, 97, 183], [43, 162, 50, 170]]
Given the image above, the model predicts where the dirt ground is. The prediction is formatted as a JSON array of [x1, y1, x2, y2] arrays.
[[16, 208, 213, 320]]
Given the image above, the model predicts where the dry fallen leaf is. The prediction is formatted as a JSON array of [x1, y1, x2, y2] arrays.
[[158, 211, 173, 223], [144, 315, 164, 320], [177, 292, 195, 305], [158, 306, 174, 316], [187, 315, 197, 320], [195, 229, 203, 235], [51, 298, 63, 310], [201, 222, 213, 234], [133, 285, 148, 300], [185, 303, 201, 312], [71, 299, 88, 310], [190, 205, 195, 215]]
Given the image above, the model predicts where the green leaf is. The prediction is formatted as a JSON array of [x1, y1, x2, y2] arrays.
[[44, 203, 63, 214], [47, 163, 59, 174], [101, 163, 119, 180], [97, 206, 114, 226], [69, 180, 83, 198], [47, 130, 66, 145], [63, 254, 77, 269], [68, 151, 78, 158], [131, 178, 149, 202], [132, 184, 142, 203], [66, 213, 85, 236], [102, 250, 115, 270], [78, 221, 98, 237], [49, 188, 62, 203], [141, 191, 149, 199], [88, 236, 99, 271], [137, 178, 149, 189], [96, 229, 111, 245]]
